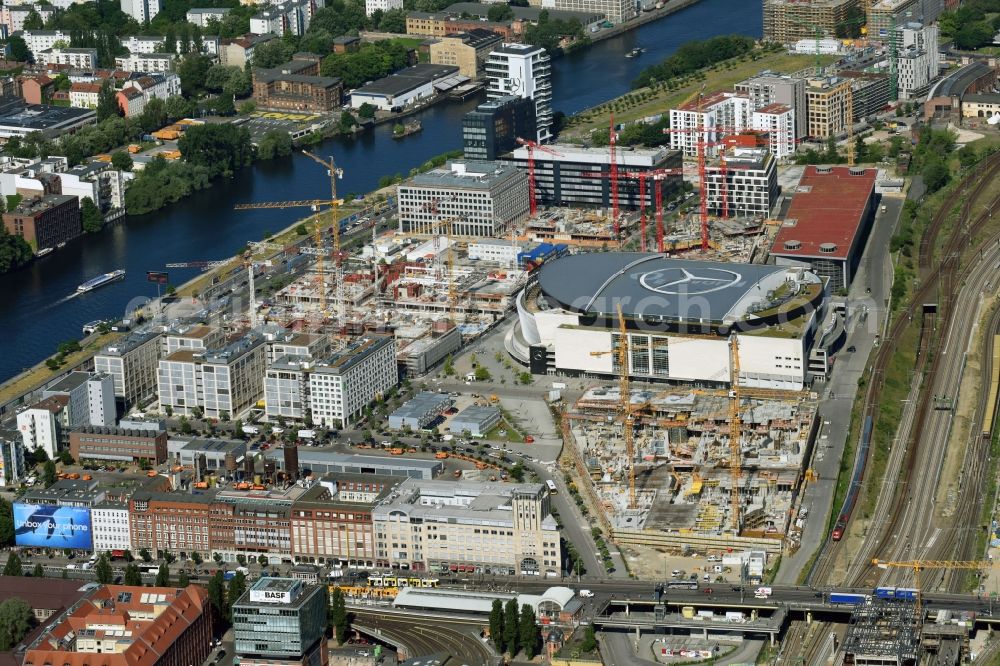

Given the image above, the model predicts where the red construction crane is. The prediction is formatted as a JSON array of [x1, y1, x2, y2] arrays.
[[516, 137, 562, 217]]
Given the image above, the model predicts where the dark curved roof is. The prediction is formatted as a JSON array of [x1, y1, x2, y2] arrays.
[[536, 252, 789, 324]]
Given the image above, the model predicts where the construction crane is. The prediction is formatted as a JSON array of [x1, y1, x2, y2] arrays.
[[609, 112, 620, 234], [872, 559, 1000, 629], [845, 82, 857, 166], [396, 214, 461, 322], [233, 152, 344, 321], [728, 334, 742, 532], [165, 260, 232, 271], [516, 137, 563, 218]]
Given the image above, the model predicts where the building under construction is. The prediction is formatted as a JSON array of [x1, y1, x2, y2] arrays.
[[763, 0, 864, 44], [566, 385, 818, 554]]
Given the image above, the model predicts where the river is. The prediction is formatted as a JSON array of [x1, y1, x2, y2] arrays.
[[0, 0, 761, 382]]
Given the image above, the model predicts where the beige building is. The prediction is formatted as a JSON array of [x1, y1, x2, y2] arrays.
[[429, 29, 502, 78], [962, 93, 1000, 121], [763, 0, 862, 44], [94, 330, 162, 409], [805, 76, 851, 138], [372, 479, 561, 576]]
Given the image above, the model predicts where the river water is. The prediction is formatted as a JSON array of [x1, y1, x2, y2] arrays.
[[0, 0, 761, 382]]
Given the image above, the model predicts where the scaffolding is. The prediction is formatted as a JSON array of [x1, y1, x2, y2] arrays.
[[841, 597, 920, 666]]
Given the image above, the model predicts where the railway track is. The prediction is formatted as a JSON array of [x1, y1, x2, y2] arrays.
[[806, 152, 1000, 588]]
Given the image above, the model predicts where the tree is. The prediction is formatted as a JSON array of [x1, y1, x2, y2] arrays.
[[378, 8, 406, 33], [955, 21, 994, 50], [81, 197, 103, 234], [139, 548, 152, 563], [489, 599, 504, 652], [207, 570, 228, 626], [93, 554, 112, 584], [3, 552, 22, 576], [178, 124, 254, 177], [110, 150, 133, 172], [257, 130, 293, 160], [502, 598, 519, 655], [0, 499, 13, 548], [212, 94, 235, 116], [155, 563, 170, 587], [580, 625, 597, 652], [518, 604, 538, 658], [357, 102, 377, 119], [42, 460, 57, 487], [96, 79, 119, 121], [165, 95, 196, 121], [474, 366, 491, 381], [922, 161, 950, 193], [139, 97, 167, 133], [124, 563, 142, 586], [178, 569, 190, 587], [226, 571, 247, 615], [178, 53, 211, 98], [257, 554, 268, 566], [191, 551, 203, 565], [329, 587, 349, 644], [8, 36, 32, 63], [23, 10, 44, 30], [488, 3, 514, 20], [0, 598, 34, 651], [32, 563, 44, 578]]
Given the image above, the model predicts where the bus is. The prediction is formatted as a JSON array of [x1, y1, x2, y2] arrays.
[[545, 480, 557, 494]]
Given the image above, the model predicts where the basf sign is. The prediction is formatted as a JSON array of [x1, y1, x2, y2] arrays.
[[13, 504, 92, 549], [250, 588, 292, 604]]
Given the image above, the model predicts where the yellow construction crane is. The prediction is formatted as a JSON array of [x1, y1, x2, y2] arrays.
[[233, 151, 344, 320], [728, 334, 742, 533], [845, 82, 856, 167], [396, 216, 460, 322], [872, 559, 1000, 628]]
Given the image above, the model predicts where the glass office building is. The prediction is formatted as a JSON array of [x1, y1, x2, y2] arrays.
[[462, 95, 537, 161], [233, 578, 328, 666]]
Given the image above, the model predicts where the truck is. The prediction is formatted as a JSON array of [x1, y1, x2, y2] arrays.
[[578, 589, 594, 598], [297, 429, 316, 439], [754, 586, 772, 599], [830, 593, 867, 605], [242, 425, 260, 435], [681, 606, 696, 619], [725, 611, 746, 623]]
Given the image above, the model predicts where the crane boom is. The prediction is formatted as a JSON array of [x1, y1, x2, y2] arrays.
[[233, 199, 343, 210], [616, 303, 637, 510], [729, 334, 741, 532]]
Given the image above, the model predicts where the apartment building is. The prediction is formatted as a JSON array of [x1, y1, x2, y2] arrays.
[[750, 103, 796, 158], [158, 331, 267, 419], [212, 488, 293, 562], [42, 371, 116, 428], [114, 53, 175, 73], [805, 76, 851, 139], [186, 7, 230, 26], [120, 0, 161, 22], [38, 48, 99, 69], [372, 479, 561, 575], [894, 22, 939, 100], [703, 147, 779, 217], [366, 0, 402, 15], [129, 490, 214, 556], [763, 0, 862, 44], [3, 194, 81, 252], [252, 56, 343, 113], [91, 501, 132, 553], [95, 329, 162, 409], [69, 82, 102, 109], [120, 34, 221, 56], [429, 29, 502, 78], [17, 30, 72, 58], [868, 0, 943, 38], [250, 0, 324, 37], [668, 90, 751, 157], [308, 336, 398, 429], [0, 436, 27, 487], [220, 34, 276, 68], [16, 396, 67, 460], [1, 5, 57, 34], [485, 44, 552, 143], [397, 160, 529, 237], [734, 73, 807, 139]]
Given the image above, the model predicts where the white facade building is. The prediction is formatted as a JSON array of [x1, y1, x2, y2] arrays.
[[42, 371, 116, 428], [17, 30, 71, 58], [38, 47, 98, 69], [114, 53, 175, 73], [69, 82, 101, 109], [16, 402, 62, 460], [749, 104, 797, 159], [894, 23, 939, 100], [94, 330, 162, 409], [703, 147, 779, 217], [365, 0, 402, 16], [91, 502, 131, 553], [308, 336, 398, 429], [552, 0, 633, 23], [397, 160, 529, 237], [468, 238, 521, 265], [119, 0, 160, 23], [735, 73, 807, 139], [372, 480, 561, 576], [485, 44, 552, 143], [669, 91, 751, 157], [119, 34, 219, 56], [250, 0, 324, 37], [265, 356, 312, 421], [0, 5, 57, 35], [186, 7, 230, 26], [0, 437, 27, 487]]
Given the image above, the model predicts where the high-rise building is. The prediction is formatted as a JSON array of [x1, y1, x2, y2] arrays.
[[0, 436, 27, 487], [119, 0, 161, 23], [462, 95, 537, 161], [734, 74, 807, 139], [249, 0, 325, 36], [805, 76, 851, 139], [893, 22, 939, 100], [703, 147, 779, 217], [749, 104, 797, 158], [307, 336, 399, 429], [485, 44, 552, 143], [233, 578, 329, 666], [16, 396, 67, 460], [668, 91, 752, 157], [763, 0, 862, 44], [95, 330, 162, 410], [867, 0, 943, 39], [43, 371, 117, 428]]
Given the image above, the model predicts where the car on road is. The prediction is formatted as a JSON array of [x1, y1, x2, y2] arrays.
[[847, 345, 857, 352]]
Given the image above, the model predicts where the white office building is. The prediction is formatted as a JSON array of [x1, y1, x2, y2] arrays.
[[265, 356, 312, 421], [372, 480, 561, 576], [553, 0, 633, 24], [38, 47, 98, 69], [468, 239, 521, 265], [894, 22, 939, 100], [119, 0, 160, 23], [42, 371, 116, 428], [669, 90, 752, 157], [308, 336, 398, 429], [94, 330, 162, 409], [157, 332, 267, 419], [735, 73, 807, 139], [485, 44, 552, 143], [91, 502, 131, 553], [703, 147, 779, 217], [397, 160, 529, 237], [749, 104, 797, 159], [250, 0, 324, 37]]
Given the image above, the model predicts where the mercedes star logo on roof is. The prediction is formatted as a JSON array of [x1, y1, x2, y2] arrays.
[[639, 267, 741, 295]]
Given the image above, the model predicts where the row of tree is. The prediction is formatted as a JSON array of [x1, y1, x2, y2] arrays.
[[489, 599, 540, 658], [631, 34, 756, 90]]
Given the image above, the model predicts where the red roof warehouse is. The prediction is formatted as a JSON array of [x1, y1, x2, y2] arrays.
[[770, 166, 879, 292]]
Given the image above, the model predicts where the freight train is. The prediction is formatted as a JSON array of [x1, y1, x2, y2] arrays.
[[832, 415, 873, 541]]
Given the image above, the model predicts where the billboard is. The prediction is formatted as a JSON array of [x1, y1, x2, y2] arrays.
[[13, 504, 92, 549], [147, 271, 169, 284]]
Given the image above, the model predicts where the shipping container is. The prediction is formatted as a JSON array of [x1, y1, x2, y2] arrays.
[[830, 593, 867, 605]]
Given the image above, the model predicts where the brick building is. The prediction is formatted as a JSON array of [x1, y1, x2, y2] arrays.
[[69, 424, 168, 465], [252, 56, 343, 113], [129, 491, 214, 557], [2, 193, 81, 252]]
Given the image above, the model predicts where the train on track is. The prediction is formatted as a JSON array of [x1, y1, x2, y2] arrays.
[[829, 587, 919, 605], [831, 414, 873, 541], [982, 335, 1000, 438]]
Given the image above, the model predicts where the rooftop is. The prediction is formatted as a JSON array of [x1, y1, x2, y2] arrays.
[[771, 166, 878, 261], [390, 391, 452, 420], [45, 371, 92, 394], [180, 438, 245, 455], [407, 160, 522, 191], [313, 336, 392, 375], [99, 329, 160, 357], [8, 194, 77, 214], [451, 404, 500, 425], [509, 143, 676, 168], [354, 63, 458, 97]]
